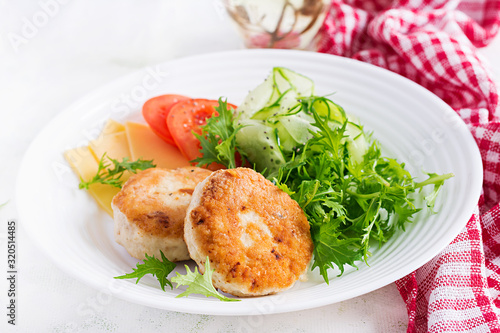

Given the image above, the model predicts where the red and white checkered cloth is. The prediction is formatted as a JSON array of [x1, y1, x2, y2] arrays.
[[317, 0, 500, 331]]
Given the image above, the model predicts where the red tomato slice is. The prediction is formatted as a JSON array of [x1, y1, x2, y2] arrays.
[[142, 94, 190, 145], [167, 99, 236, 165]]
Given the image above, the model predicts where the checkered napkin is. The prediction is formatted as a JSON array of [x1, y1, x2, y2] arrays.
[[317, 0, 500, 331]]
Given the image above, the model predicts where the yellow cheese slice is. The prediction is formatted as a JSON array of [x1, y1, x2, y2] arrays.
[[64, 146, 120, 216], [125, 122, 190, 169], [87, 184, 120, 216], [89, 131, 131, 162], [64, 145, 98, 180], [102, 119, 125, 134]]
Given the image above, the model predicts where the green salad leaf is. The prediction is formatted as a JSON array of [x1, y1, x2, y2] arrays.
[[172, 258, 239, 302], [192, 98, 246, 169], [114, 251, 176, 291], [416, 172, 454, 213], [115, 253, 238, 301]]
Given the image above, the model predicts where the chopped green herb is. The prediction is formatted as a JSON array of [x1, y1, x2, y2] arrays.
[[79, 153, 156, 189]]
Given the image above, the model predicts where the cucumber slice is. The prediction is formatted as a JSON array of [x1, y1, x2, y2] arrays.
[[235, 67, 359, 172], [277, 67, 314, 96], [252, 89, 298, 121], [237, 76, 274, 119], [279, 112, 315, 146], [345, 120, 368, 165], [235, 119, 285, 173], [272, 68, 292, 95], [251, 105, 279, 122], [237, 67, 314, 120], [312, 98, 346, 123], [275, 122, 298, 153], [278, 89, 301, 115]]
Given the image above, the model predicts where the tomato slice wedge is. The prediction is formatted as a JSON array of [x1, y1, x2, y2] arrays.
[[142, 94, 190, 145], [167, 99, 236, 165]]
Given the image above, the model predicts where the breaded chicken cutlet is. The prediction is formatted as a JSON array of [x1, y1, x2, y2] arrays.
[[112, 167, 212, 262], [184, 168, 313, 297]]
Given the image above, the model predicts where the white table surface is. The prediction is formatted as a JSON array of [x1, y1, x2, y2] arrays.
[[1, 1, 499, 332]]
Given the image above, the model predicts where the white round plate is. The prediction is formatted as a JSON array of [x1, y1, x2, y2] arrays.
[[16, 49, 482, 315]]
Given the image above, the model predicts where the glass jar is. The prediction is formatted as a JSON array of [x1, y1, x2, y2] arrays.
[[223, 0, 331, 50]]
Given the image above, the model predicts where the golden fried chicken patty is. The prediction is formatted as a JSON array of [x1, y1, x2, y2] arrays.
[[112, 167, 212, 262], [184, 168, 313, 297]]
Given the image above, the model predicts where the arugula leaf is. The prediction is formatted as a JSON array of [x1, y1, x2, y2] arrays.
[[172, 258, 239, 302], [79, 153, 156, 189], [114, 251, 176, 291], [311, 216, 362, 281], [193, 98, 246, 169], [416, 172, 454, 213]]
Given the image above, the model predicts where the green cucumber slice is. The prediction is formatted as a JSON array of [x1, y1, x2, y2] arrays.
[[235, 119, 285, 174]]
